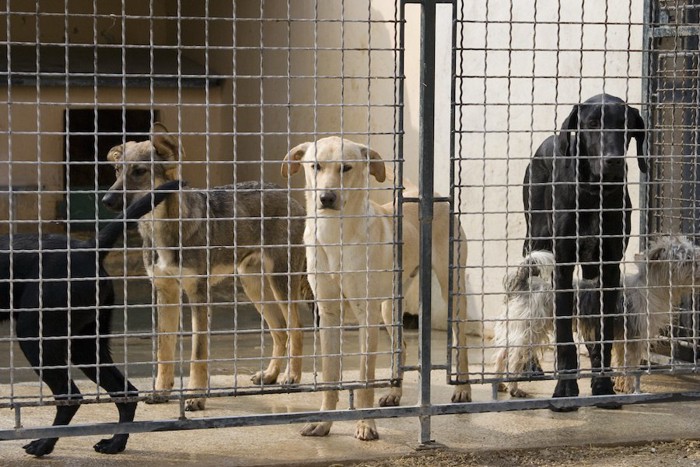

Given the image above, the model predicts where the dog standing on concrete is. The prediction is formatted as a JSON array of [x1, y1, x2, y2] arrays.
[[283, 136, 471, 441], [523, 94, 647, 407], [1, 180, 178, 456], [495, 236, 700, 397], [102, 124, 308, 411], [493, 250, 555, 398]]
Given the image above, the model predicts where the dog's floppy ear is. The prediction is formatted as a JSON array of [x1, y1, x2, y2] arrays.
[[359, 145, 385, 183], [107, 145, 124, 163], [627, 106, 647, 173], [151, 122, 182, 162], [557, 105, 579, 167], [282, 142, 310, 178]]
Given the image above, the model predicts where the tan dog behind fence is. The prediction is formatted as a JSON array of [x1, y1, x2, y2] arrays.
[[102, 124, 309, 411], [283, 136, 471, 441]]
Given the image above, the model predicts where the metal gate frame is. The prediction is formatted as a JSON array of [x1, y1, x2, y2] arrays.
[[2, 0, 700, 450]]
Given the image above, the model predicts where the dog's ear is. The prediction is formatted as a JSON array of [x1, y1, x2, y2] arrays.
[[627, 106, 647, 173], [151, 124, 182, 162], [557, 105, 579, 167], [282, 142, 310, 178], [359, 145, 386, 183], [107, 145, 124, 163]]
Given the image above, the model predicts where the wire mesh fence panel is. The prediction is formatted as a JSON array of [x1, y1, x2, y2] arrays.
[[0, 0, 406, 446], [1, 0, 700, 452], [645, 0, 700, 365], [452, 0, 700, 405]]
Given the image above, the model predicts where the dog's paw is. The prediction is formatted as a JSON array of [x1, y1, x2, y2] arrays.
[[251, 371, 278, 386], [497, 382, 508, 393], [355, 420, 379, 441], [23, 438, 57, 457], [591, 377, 621, 409], [93, 434, 129, 454], [279, 372, 300, 386], [550, 379, 580, 412], [613, 375, 634, 394], [185, 397, 206, 411], [591, 376, 616, 395], [301, 422, 332, 437], [144, 393, 170, 404], [524, 357, 544, 377], [510, 387, 529, 398], [451, 384, 472, 403], [378, 389, 402, 407]]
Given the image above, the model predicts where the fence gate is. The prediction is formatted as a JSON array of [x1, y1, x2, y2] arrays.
[[644, 0, 700, 362], [0, 0, 700, 455]]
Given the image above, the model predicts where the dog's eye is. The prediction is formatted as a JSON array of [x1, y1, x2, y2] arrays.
[[314, 162, 322, 171], [342, 164, 352, 173], [132, 167, 148, 177], [589, 120, 601, 129]]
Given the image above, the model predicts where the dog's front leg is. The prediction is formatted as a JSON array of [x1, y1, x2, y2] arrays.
[[186, 299, 210, 411], [300, 301, 341, 437], [590, 265, 620, 406], [354, 301, 380, 441], [147, 276, 180, 404], [551, 263, 580, 410]]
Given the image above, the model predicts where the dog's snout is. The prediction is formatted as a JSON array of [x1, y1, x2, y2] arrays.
[[102, 192, 123, 211], [319, 191, 337, 209]]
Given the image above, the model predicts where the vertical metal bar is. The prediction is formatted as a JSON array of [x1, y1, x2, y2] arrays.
[[639, 0, 653, 245], [418, 0, 437, 447], [395, 0, 407, 387]]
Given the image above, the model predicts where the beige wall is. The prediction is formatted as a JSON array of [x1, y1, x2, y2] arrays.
[[0, 1, 647, 333], [451, 0, 645, 332]]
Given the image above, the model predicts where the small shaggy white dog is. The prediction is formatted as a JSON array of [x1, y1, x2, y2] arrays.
[[494, 236, 700, 397]]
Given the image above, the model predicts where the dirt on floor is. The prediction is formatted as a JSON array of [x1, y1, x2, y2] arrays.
[[346, 439, 700, 467]]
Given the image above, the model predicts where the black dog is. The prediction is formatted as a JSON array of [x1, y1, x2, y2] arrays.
[[522, 94, 646, 410], [0, 180, 179, 456]]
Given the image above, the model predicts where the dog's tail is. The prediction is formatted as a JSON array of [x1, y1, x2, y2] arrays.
[[503, 250, 555, 297], [95, 180, 182, 260]]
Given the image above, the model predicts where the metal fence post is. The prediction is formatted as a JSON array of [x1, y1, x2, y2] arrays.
[[418, 0, 438, 447]]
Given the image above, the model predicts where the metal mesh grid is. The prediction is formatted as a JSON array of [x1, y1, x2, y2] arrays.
[[453, 0, 700, 399], [0, 0, 407, 441], [0, 0, 699, 452]]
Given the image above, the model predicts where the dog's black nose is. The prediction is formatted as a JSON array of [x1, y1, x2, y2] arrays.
[[319, 192, 337, 209], [102, 192, 122, 211]]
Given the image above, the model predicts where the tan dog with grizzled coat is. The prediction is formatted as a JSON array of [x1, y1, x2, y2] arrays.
[[103, 124, 309, 412], [283, 136, 471, 441]]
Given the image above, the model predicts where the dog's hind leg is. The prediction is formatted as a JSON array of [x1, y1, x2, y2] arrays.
[[267, 270, 303, 385], [450, 291, 472, 402], [240, 269, 286, 386], [378, 299, 403, 407], [17, 323, 81, 457], [70, 331, 138, 453], [148, 276, 180, 404], [613, 339, 639, 394], [437, 262, 471, 403]]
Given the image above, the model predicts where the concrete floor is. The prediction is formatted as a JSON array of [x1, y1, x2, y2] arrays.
[[2, 320, 700, 466], [2, 272, 700, 465]]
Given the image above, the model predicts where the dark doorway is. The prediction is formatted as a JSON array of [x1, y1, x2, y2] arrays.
[[62, 109, 158, 230]]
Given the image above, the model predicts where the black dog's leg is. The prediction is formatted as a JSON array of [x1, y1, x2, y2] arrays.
[[18, 334, 82, 457], [71, 333, 138, 454], [589, 265, 620, 408], [551, 263, 580, 411]]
